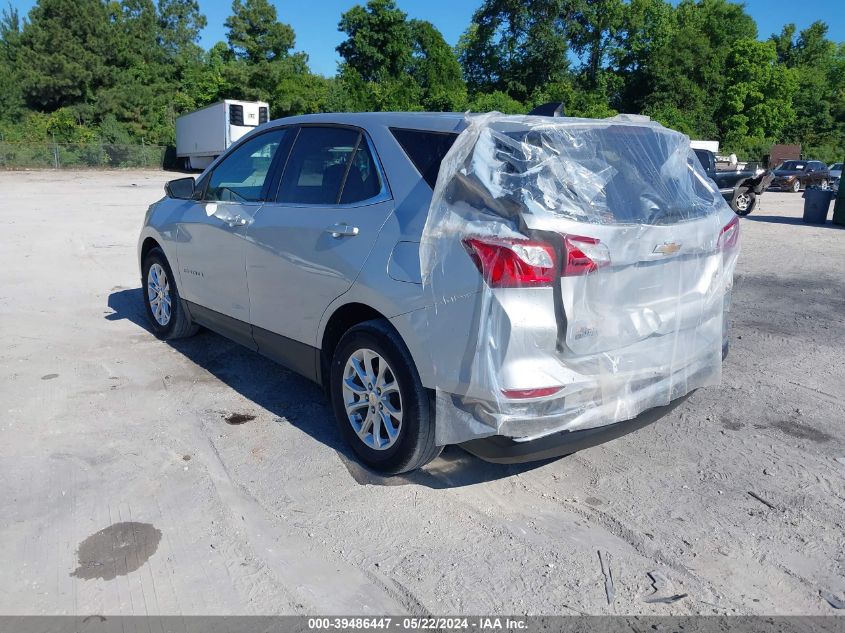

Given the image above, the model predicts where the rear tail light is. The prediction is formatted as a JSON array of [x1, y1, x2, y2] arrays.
[[718, 216, 739, 250], [464, 234, 610, 287], [463, 237, 556, 287], [502, 386, 563, 399], [562, 235, 610, 276]]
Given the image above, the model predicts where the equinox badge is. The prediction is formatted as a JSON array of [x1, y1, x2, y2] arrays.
[[653, 242, 682, 255]]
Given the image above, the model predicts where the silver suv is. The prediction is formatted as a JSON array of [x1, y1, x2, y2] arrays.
[[139, 112, 738, 473]]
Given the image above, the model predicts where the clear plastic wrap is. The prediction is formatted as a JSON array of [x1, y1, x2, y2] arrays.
[[419, 113, 739, 446]]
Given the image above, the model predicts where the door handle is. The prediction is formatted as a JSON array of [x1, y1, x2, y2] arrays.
[[327, 223, 359, 238], [226, 215, 248, 228]]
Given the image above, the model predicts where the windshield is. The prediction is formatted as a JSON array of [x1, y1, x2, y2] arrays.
[[831, 163, 843, 170], [778, 161, 806, 171]]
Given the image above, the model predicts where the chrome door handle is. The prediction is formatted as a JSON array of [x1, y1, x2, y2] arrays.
[[327, 223, 359, 238], [226, 215, 248, 228]]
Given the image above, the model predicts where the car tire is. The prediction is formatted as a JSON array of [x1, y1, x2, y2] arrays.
[[820, 179, 829, 190], [330, 319, 441, 474], [141, 247, 198, 340], [732, 190, 756, 216], [792, 179, 801, 193]]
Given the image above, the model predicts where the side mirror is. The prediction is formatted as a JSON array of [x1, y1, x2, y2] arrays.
[[165, 177, 196, 199]]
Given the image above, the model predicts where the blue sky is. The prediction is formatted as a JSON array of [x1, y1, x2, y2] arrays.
[[9, 0, 845, 77]]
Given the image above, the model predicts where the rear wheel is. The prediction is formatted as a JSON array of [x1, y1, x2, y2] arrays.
[[141, 248, 198, 340], [330, 320, 440, 474], [732, 189, 756, 215], [820, 179, 830, 190]]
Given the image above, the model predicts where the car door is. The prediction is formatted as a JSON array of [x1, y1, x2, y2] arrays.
[[244, 125, 394, 357], [175, 128, 289, 340]]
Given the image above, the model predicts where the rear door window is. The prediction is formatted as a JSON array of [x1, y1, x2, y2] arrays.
[[276, 126, 383, 205], [391, 128, 458, 189]]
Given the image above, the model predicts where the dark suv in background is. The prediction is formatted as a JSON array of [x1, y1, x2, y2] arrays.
[[769, 160, 831, 192]]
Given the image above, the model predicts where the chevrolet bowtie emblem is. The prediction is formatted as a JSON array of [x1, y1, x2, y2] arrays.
[[653, 242, 682, 255]]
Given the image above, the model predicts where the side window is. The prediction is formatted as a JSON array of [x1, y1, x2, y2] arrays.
[[340, 137, 382, 204], [390, 128, 458, 189], [205, 128, 287, 202], [277, 126, 384, 205]]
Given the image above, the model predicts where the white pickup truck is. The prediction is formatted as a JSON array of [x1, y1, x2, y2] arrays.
[[175, 100, 269, 170]]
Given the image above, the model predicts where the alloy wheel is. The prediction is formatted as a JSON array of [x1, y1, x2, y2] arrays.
[[734, 192, 750, 212], [342, 348, 403, 450], [147, 263, 172, 327]]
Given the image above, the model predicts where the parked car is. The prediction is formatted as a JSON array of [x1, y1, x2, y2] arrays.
[[829, 162, 842, 192], [138, 113, 739, 473], [693, 148, 772, 215], [769, 160, 831, 192]]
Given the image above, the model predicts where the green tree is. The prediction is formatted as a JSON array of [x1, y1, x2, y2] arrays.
[[335, 1, 465, 112], [639, 0, 758, 139], [467, 90, 527, 114], [409, 19, 466, 110], [157, 0, 206, 56], [225, 0, 295, 63], [770, 21, 841, 150], [458, 0, 571, 103], [611, 0, 675, 112], [336, 0, 410, 81], [720, 38, 797, 149], [569, 0, 624, 90], [18, 0, 117, 111], [0, 4, 23, 120]]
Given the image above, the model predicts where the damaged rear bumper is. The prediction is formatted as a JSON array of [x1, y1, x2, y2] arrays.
[[460, 394, 690, 464]]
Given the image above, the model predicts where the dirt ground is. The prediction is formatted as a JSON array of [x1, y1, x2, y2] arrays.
[[1, 169, 843, 616]]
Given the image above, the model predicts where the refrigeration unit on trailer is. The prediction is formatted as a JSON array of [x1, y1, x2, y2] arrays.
[[175, 100, 269, 170]]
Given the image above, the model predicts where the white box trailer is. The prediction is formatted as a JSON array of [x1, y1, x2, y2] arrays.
[[175, 100, 269, 170], [690, 139, 720, 154]]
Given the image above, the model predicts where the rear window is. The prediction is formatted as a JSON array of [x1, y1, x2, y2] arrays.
[[488, 125, 717, 224], [391, 128, 458, 189]]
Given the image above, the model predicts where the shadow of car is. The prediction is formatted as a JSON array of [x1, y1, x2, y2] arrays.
[[106, 287, 551, 489]]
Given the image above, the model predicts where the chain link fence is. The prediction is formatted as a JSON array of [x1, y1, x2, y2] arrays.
[[0, 142, 168, 169]]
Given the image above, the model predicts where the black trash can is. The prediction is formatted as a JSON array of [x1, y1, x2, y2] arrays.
[[802, 187, 834, 224]]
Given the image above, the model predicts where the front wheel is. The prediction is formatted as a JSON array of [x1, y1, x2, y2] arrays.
[[792, 179, 801, 193], [141, 248, 198, 340], [330, 320, 440, 474], [820, 179, 830, 191], [732, 190, 756, 216]]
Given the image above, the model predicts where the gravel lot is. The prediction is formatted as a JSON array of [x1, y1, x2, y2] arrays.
[[1, 169, 844, 616]]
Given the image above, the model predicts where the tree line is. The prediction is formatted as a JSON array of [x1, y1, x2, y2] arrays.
[[0, 0, 842, 162]]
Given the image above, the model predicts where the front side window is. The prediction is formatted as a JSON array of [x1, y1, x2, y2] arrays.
[[277, 126, 383, 205], [205, 128, 287, 203]]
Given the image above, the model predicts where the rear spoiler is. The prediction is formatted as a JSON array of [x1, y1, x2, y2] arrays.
[[528, 102, 566, 117]]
